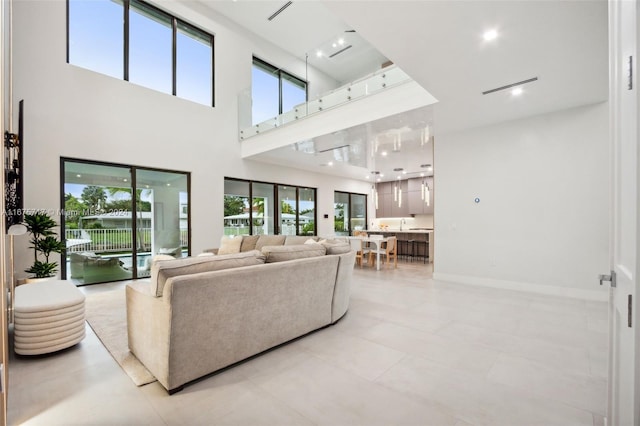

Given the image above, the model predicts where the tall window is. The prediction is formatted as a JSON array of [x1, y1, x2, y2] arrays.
[[177, 23, 213, 105], [252, 57, 306, 124], [67, 0, 214, 106], [224, 178, 316, 236]]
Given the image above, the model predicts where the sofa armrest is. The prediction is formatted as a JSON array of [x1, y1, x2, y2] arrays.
[[331, 250, 356, 323], [126, 281, 172, 388]]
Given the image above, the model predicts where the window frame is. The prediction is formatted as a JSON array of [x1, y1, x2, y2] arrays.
[[60, 157, 192, 284], [66, 0, 215, 107], [224, 177, 317, 236], [252, 56, 307, 122]]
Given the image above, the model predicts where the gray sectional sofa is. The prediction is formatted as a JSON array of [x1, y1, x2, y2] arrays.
[[126, 239, 354, 394]]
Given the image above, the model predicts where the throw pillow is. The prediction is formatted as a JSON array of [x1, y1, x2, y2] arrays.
[[218, 235, 243, 255], [321, 241, 352, 255], [255, 235, 286, 251], [240, 234, 260, 252]]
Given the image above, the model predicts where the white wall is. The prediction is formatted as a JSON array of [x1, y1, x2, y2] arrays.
[[434, 102, 610, 300], [10, 0, 370, 277]]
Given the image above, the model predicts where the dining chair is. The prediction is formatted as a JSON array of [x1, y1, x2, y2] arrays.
[[350, 237, 370, 267], [368, 236, 397, 269]]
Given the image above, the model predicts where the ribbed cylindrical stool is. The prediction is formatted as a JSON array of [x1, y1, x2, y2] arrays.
[[14, 280, 86, 355]]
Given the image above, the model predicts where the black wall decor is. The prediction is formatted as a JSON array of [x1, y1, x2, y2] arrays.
[[5, 100, 24, 230]]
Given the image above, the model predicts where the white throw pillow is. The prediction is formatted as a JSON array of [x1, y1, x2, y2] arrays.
[[218, 235, 243, 255]]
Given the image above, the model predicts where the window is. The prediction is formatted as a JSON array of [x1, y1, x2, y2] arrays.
[[224, 178, 316, 236], [129, 0, 172, 94], [61, 158, 191, 285], [334, 191, 368, 236], [252, 57, 306, 125], [68, 0, 123, 79], [177, 22, 213, 105], [67, 0, 214, 106]]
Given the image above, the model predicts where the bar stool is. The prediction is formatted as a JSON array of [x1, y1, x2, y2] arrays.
[[406, 238, 415, 262], [397, 237, 409, 261], [413, 235, 429, 263]]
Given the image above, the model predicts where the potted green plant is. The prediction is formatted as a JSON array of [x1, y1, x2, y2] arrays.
[[24, 212, 66, 280]]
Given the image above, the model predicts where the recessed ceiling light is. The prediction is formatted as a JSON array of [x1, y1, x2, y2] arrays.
[[483, 29, 498, 41], [338, 38, 344, 45], [328, 161, 334, 166], [366, 175, 370, 179], [511, 87, 523, 96], [332, 43, 337, 48], [379, 173, 384, 178], [381, 151, 388, 156], [402, 170, 407, 174], [76, 174, 81, 178], [123, 178, 128, 182], [316, 50, 323, 58]]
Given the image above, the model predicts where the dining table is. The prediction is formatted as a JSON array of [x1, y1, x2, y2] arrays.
[[348, 236, 389, 271]]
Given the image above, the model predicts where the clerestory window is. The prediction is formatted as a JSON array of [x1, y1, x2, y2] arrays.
[[67, 0, 214, 107]]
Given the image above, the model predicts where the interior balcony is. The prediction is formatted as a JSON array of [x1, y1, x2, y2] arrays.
[[239, 65, 438, 163]]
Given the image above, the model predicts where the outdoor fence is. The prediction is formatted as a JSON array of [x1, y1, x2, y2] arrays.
[[65, 228, 188, 253]]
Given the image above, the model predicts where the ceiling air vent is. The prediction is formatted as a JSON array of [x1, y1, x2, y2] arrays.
[[318, 144, 350, 153], [482, 77, 538, 95], [268, 1, 293, 21], [328, 45, 353, 59]]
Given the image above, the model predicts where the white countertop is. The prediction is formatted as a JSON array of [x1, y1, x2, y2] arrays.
[[368, 229, 433, 233]]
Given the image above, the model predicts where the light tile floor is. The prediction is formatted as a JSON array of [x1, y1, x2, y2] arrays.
[[8, 261, 608, 425]]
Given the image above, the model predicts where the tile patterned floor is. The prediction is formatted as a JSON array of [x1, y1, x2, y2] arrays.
[[8, 261, 608, 425]]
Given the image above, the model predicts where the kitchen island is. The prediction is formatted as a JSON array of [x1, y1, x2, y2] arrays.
[[366, 229, 433, 263]]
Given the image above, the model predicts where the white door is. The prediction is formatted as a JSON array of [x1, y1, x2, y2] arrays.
[[608, 1, 638, 425]]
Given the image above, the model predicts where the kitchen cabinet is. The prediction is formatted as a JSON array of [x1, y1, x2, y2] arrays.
[[408, 176, 433, 215], [375, 181, 407, 217]]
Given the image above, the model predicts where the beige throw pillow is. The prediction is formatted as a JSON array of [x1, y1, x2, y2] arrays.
[[218, 235, 243, 255]]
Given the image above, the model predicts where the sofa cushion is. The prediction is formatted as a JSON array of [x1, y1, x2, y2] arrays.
[[284, 236, 318, 245], [261, 244, 326, 263], [240, 235, 259, 252], [218, 235, 243, 255], [321, 241, 352, 255], [150, 250, 265, 297], [255, 235, 286, 251]]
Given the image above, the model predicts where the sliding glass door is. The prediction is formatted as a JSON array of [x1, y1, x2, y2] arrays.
[[61, 159, 190, 285], [334, 191, 367, 236], [136, 169, 189, 277]]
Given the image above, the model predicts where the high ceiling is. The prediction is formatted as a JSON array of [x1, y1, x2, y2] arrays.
[[196, 0, 608, 182], [197, 0, 389, 83]]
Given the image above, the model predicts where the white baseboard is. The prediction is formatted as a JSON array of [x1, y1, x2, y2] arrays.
[[432, 272, 608, 302]]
